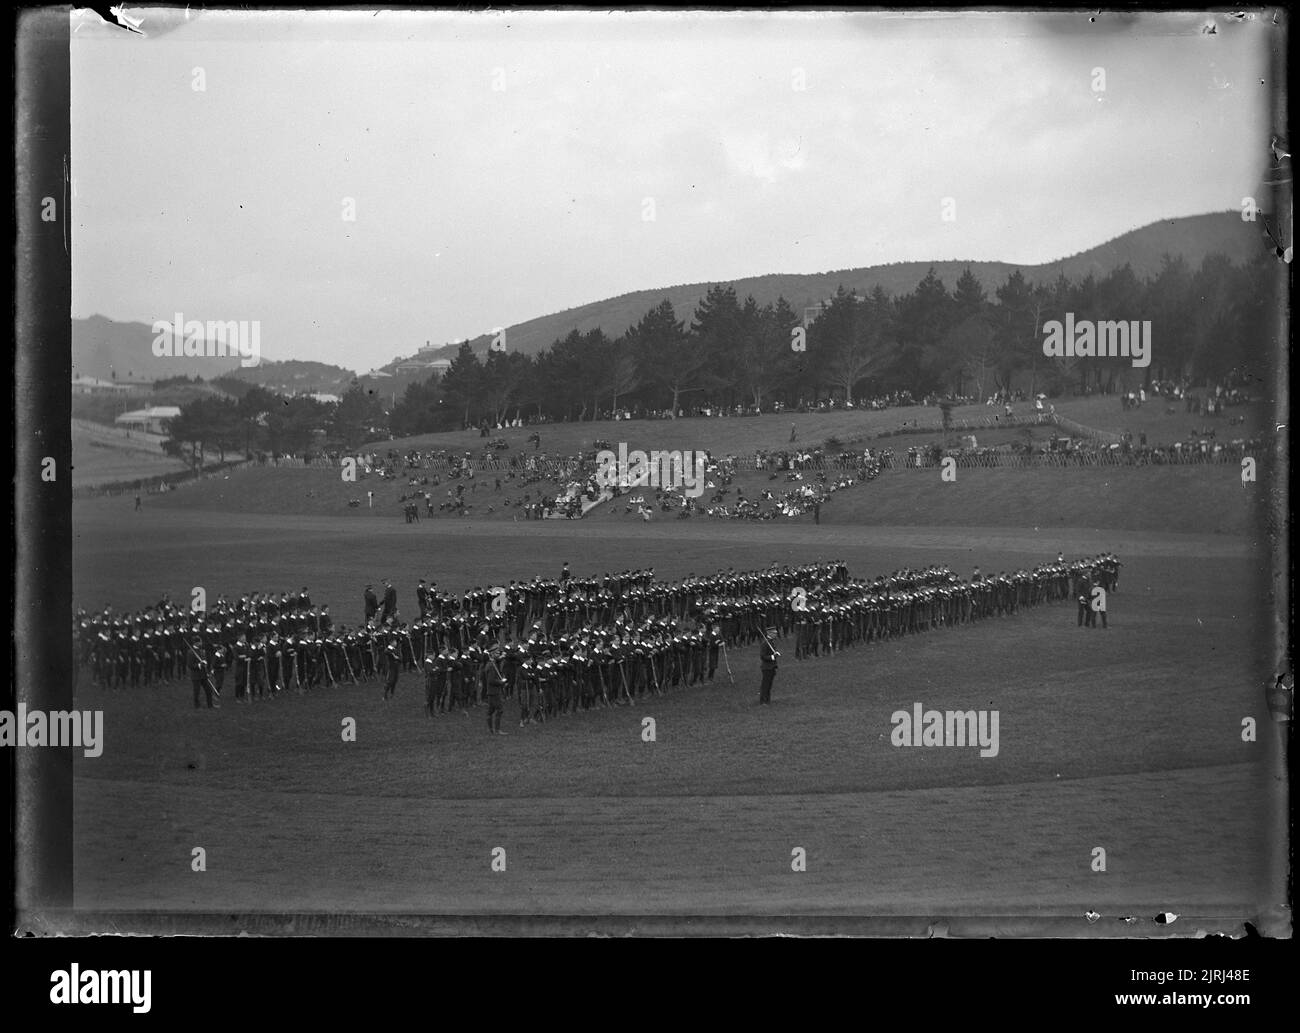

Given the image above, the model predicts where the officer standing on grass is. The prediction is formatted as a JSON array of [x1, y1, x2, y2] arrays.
[[210, 637, 229, 701], [187, 633, 216, 709], [233, 631, 251, 703], [1077, 570, 1092, 628], [486, 646, 508, 735], [1088, 566, 1107, 628], [382, 627, 402, 700], [758, 626, 780, 705]]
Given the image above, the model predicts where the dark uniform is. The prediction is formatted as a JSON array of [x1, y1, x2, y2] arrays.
[[486, 650, 507, 734], [383, 635, 402, 699], [1089, 567, 1107, 628], [758, 628, 779, 705], [186, 635, 216, 709], [518, 657, 537, 725], [423, 654, 440, 717], [209, 641, 228, 702]]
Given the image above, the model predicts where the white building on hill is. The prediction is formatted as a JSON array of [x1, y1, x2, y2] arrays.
[[114, 405, 182, 434], [72, 375, 134, 394], [393, 342, 453, 376]]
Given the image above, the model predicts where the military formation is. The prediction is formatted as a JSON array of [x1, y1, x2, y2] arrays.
[[76, 589, 371, 707], [401, 561, 851, 730], [74, 553, 1120, 725], [784, 553, 1120, 658]]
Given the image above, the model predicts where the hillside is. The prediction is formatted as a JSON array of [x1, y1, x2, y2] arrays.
[[221, 359, 356, 396], [71, 419, 190, 488], [72, 380, 236, 428], [100, 401, 1265, 535], [412, 210, 1271, 362], [380, 397, 1265, 456], [77, 211, 1271, 378], [72, 314, 255, 383], [92, 450, 1255, 536]]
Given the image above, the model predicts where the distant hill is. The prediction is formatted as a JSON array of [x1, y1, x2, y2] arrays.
[[80, 211, 1272, 379], [72, 314, 262, 383], [222, 359, 357, 396], [405, 210, 1271, 364]]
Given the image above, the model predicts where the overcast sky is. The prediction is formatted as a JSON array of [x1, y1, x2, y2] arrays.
[[71, 8, 1276, 371]]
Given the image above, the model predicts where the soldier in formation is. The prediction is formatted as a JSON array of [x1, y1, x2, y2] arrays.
[[77, 553, 1113, 728]]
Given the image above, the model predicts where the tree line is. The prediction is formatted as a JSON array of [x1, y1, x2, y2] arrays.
[[393, 250, 1274, 434], [160, 249, 1274, 456], [162, 382, 385, 469]]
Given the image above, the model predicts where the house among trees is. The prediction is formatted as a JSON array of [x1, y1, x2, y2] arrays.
[[114, 405, 181, 434], [395, 341, 453, 376]]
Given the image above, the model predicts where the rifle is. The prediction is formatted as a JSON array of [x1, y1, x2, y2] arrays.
[[719, 640, 735, 684], [185, 640, 221, 701]]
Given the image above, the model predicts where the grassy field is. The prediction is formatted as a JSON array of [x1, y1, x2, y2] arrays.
[[71, 420, 190, 488], [63, 394, 1284, 930], [67, 498, 1286, 927], [381, 397, 1266, 454], [134, 456, 1258, 536], [70, 396, 1265, 491]]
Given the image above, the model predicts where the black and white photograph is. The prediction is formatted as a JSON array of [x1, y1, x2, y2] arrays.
[[11, 5, 1291, 960]]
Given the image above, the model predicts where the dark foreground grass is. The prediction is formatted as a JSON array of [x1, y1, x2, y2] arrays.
[[67, 508, 1285, 922]]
